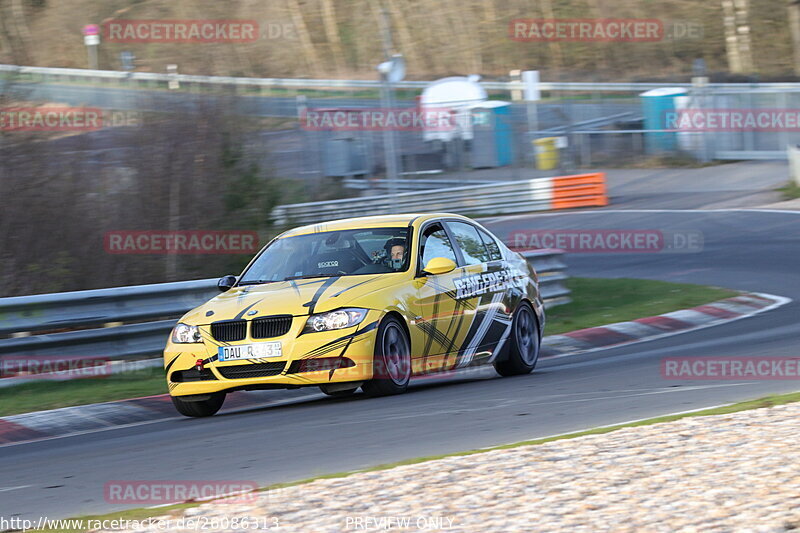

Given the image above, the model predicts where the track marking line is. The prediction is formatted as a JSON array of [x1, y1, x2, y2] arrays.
[[301, 383, 750, 429], [0, 484, 32, 492], [0, 394, 326, 449]]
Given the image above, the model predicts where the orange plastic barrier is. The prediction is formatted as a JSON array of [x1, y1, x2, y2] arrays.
[[550, 173, 608, 210]]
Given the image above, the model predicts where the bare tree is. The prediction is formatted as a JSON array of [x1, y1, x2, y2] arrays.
[[722, 0, 755, 73], [789, 0, 800, 74]]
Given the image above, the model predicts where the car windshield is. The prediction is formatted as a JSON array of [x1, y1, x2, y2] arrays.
[[239, 227, 412, 284]]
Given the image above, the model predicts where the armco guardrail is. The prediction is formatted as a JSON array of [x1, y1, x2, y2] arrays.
[[0, 64, 681, 92], [7, 64, 800, 93], [520, 249, 571, 307], [0, 279, 218, 336], [273, 173, 607, 226], [0, 279, 219, 360], [0, 250, 569, 362]]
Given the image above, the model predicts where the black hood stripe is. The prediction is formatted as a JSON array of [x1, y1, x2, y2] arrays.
[[234, 298, 265, 320], [290, 280, 301, 296], [331, 277, 381, 298], [303, 276, 341, 315]]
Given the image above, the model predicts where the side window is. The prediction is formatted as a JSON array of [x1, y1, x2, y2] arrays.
[[420, 224, 457, 268], [447, 222, 490, 266], [477, 228, 503, 261]]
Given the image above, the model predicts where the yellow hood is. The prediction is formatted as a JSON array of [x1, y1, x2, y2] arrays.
[[182, 274, 403, 324]]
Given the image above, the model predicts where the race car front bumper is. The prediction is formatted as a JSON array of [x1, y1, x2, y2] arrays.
[[164, 311, 382, 397]]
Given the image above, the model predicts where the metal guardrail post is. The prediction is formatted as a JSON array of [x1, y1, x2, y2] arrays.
[[518, 249, 571, 308]]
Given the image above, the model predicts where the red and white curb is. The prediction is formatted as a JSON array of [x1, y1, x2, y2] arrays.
[[541, 292, 790, 358], [0, 390, 310, 447], [0, 292, 790, 447]]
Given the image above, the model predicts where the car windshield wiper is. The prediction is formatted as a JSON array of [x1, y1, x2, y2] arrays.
[[282, 274, 338, 281], [237, 279, 280, 286]]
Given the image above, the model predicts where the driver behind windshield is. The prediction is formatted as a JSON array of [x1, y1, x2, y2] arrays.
[[382, 238, 407, 271]]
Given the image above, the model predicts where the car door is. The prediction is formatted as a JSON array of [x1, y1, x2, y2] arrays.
[[444, 221, 514, 368], [407, 221, 465, 375]]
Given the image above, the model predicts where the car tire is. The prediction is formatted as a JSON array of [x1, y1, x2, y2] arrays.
[[319, 385, 358, 397], [494, 301, 540, 377], [362, 315, 412, 397], [171, 392, 226, 417]]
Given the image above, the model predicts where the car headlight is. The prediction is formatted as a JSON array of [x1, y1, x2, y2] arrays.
[[171, 323, 202, 343], [304, 308, 367, 333]]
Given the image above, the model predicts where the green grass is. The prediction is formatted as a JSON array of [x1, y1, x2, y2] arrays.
[[0, 368, 167, 417], [544, 277, 738, 336], [43, 389, 800, 532], [0, 277, 738, 417], [778, 180, 800, 200]]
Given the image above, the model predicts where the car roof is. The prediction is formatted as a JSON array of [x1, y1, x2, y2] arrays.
[[278, 213, 473, 238]]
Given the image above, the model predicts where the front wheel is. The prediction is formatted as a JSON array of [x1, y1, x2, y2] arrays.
[[171, 392, 225, 417], [494, 302, 540, 377], [361, 316, 411, 397]]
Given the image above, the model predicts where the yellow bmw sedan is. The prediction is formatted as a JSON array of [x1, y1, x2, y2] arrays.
[[164, 213, 544, 417]]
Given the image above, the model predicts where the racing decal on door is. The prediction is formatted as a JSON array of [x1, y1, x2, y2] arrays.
[[456, 292, 511, 368], [452, 266, 529, 367], [413, 276, 477, 360], [453, 267, 524, 300]]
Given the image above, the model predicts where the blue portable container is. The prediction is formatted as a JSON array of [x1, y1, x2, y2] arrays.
[[640, 87, 688, 153]]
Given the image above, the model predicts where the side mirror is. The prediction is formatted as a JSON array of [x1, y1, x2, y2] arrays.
[[422, 257, 457, 276], [217, 275, 237, 292]]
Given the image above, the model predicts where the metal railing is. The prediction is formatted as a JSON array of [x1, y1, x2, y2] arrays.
[[6, 64, 800, 162], [520, 249, 571, 307], [0, 64, 679, 92], [273, 173, 606, 226], [0, 250, 570, 362], [273, 179, 549, 226], [0, 279, 219, 359], [9, 64, 800, 93]]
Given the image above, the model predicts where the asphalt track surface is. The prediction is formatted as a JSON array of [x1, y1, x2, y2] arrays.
[[2, 205, 799, 522]]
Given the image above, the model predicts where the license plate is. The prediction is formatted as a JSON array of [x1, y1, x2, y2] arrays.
[[218, 342, 282, 362]]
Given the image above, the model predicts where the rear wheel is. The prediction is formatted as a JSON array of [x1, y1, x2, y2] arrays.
[[494, 302, 540, 377], [362, 316, 411, 397], [171, 392, 225, 417]]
